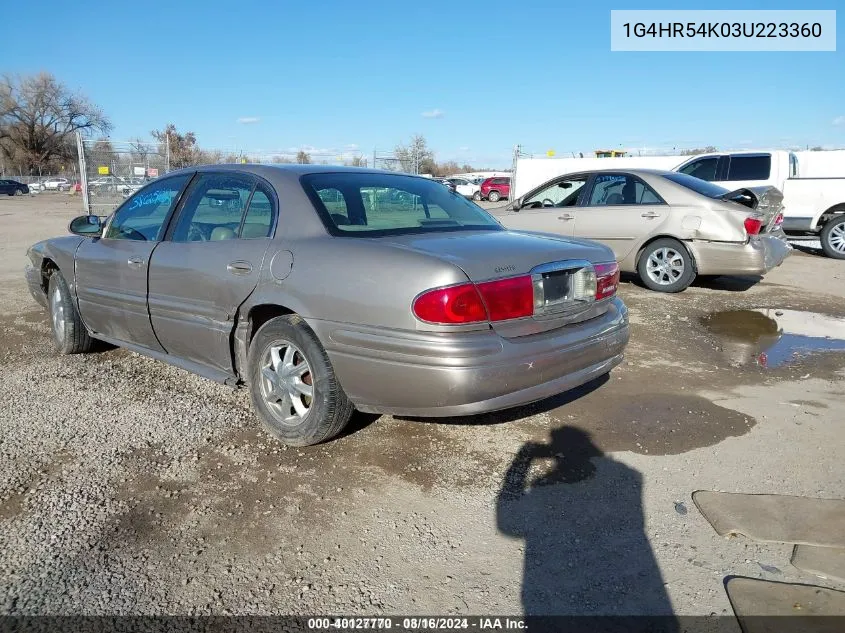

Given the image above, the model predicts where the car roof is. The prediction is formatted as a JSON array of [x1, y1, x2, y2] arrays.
[[164, 163, 421, 180]]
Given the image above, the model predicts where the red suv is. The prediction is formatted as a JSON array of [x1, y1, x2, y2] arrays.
[[479, 177, 510, 202]]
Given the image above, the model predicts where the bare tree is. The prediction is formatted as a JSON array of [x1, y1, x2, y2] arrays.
[[272, 155, 294, 164], [0, 72, 110, 174], [395, 135, 433, 173], [679, 146, 718, 156], [151, 123, 202, 168], [296, 150, 312, 164]]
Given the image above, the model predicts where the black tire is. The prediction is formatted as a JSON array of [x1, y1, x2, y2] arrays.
[[820, 215, 845, 260], [48, 272, 96, 354], [636, 238, 696, 293], [488, 190, 501, 203], [247, 314, 354, 446], [472, 191, 482, 201]]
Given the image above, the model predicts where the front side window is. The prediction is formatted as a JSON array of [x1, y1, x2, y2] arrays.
[[171, 173, 255, 242], [522, 176, 588, 209], [678, 157, 719, 181], [727, 155, 771, 181], [586, 174, 662, 206], [302, 172, 502, 236], [104, 174, 191, 241]]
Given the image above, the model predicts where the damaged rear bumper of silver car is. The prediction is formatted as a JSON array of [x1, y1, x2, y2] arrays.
[[688, 235, 793, 276]]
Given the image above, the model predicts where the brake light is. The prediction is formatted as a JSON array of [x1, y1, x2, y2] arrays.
[[774, 212, 784, 225], [744, 217, 763, 235], [476, 275, 533, 321], [594, 262, 620, 300], [412, 283, 487, 324]]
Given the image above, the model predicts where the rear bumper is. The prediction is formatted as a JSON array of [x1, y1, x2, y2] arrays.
[[687, 235, 792, 276], [308, 298, 629, 417], [24, 264, 48, 308]]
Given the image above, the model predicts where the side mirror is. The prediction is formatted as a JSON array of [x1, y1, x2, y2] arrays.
[[69, 215, 103, 237], [511, 196, 523, 211]]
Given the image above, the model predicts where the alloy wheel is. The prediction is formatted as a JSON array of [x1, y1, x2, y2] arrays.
[[646, 247, 685, 286], [259, 340, 314, 426]]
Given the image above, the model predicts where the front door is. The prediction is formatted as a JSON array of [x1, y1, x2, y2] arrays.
[[75, 173, 193, 350], [572, 173, 668, 261], [500, 175, 589, 237], [147, 172, 277, 373]]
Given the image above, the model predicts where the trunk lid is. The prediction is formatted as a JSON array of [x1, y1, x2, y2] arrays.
[[721, 186, 784, 234], [378, 229, 617, 337]]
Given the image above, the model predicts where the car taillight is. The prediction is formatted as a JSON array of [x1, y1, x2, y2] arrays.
[[476, 275, 534, 321], [412, 283, 487, 324], [594, 262, 620, 300], [744, 217, 763, 235], [774, 212, 784, 225]]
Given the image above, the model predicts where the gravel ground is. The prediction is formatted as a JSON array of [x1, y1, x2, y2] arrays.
[[1, 193, 844, 617]]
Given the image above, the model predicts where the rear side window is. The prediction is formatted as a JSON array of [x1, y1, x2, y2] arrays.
[[240, 184, 276, 238], [727, 155, 771, 181], [678, 157, 718, 181]]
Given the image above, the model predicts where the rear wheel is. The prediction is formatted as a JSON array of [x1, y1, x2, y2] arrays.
[[247, 314, 354, 446], [472, 191, 482, 201], [488, 190, 501, 203], [15, 189, 23, 196], [820, 215, 845, 259], [48, 272, 96, 354], [637, 238, 696, 293]]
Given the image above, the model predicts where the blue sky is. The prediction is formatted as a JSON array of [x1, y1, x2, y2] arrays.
[[2, 0, 842, 168]]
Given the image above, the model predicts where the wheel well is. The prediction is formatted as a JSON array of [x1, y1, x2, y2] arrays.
[[634, 235, 697, 273], [40, 258, 59, 293], [818, 204, 845, 230], [247, 304, 295, 345]]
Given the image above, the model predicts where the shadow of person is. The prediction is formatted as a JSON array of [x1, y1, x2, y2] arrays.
[[497, 427, 678, 631]]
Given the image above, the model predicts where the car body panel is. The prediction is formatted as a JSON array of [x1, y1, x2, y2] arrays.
[[74, 238, 164, 351], [27, 164, 630, 418], [147, 238, 273, 371]]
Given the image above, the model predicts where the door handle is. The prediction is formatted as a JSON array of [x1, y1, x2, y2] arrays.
[[127, 257, 145, 269], [558, 213, 575, 221], [641, 212, 660, 218], [227, 261, 253, 275]]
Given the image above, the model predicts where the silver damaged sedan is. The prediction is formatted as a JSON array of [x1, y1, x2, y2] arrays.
[[25, 165, 630, 445]]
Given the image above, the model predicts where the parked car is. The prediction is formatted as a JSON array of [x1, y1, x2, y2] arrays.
[[0, 179, 30, 196], [498, 168, 792, 293], [25, 165, 630, 446], [432, 177, 457, 192], [446, 177, 481, 199], [478, 177, 511, 202], [674, 150, 845, 259], [42, 178, 70, 191]]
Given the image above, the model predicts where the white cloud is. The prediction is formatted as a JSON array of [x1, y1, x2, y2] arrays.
[[344, 143, 359, 150], [458, 146, 470, 151], [422, 108, 445, 119], [237, 116, 260, 124], [834, 115, 845, 126]]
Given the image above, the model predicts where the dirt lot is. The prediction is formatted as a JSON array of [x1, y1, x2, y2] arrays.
[[1, 192, 844, 618]]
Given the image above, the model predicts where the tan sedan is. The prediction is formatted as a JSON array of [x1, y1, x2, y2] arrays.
[[496, 168, 792, 292]]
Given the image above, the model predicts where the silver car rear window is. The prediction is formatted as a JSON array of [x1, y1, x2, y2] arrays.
[[301, 172, 502, 236]]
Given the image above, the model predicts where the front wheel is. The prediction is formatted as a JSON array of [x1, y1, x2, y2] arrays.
[[247, 314, 354, 446], [48, 272, 96, 354], [820, 215, 845, 259], [488, 190, 501, 203], [637, 238, 696, 293]]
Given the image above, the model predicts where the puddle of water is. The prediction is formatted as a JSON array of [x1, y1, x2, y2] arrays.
[[701, 308, 845, 368]]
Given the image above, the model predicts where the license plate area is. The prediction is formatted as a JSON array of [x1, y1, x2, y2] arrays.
[[531, 259, 595, 317]]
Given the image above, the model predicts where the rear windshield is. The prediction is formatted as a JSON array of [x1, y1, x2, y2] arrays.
[[301, 172, 502, 236], [662, 172, 730, 199]]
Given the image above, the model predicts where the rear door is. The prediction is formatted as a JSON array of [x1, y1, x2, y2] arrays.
[[498, 174, 589, 236], [75, 173, 194, 349], [147, 171, 277, 373], [572, 173, 668, 260]]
